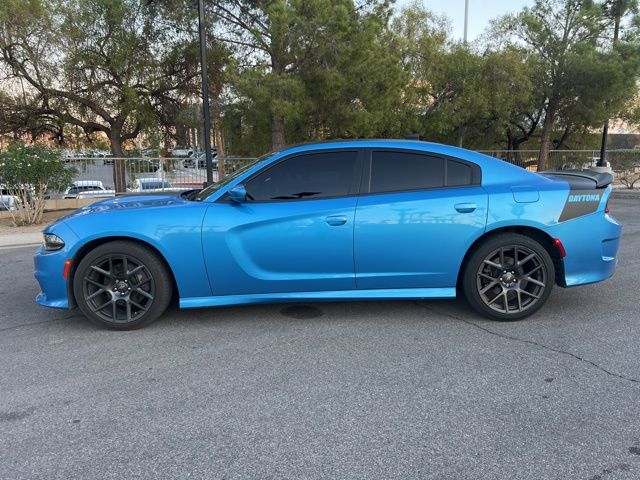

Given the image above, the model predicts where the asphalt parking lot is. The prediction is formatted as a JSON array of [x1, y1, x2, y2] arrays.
[[1, 197, 639, 480]]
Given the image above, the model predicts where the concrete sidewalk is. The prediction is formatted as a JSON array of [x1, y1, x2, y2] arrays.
[[0, 231, 43, 249], [0, 210, 71, 250], [612, 188, 640, 199]]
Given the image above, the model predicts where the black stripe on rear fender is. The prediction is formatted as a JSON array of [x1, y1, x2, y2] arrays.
[[558, 189, 603, 222]]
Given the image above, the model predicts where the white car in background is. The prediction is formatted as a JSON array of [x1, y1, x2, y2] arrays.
[[1, 185, 33, 206], [129, 178, 182, 193], [170, 146, 194, 158], [89, 149, 113, 158], [141, 148, 160, 158], [64, 181, 115, 199], [0, 193, 18, 211], [183, 150, 218, 169]]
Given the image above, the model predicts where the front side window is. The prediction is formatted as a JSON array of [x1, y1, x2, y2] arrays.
[[370, 151, 445, 193], [244, 151, 359, 201], [195, 155, 269, 201]]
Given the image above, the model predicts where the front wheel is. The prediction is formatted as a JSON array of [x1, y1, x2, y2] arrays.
[[462, 233, 555, 321], [73, 241, 172, 329]]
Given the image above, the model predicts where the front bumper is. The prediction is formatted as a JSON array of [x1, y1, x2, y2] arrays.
[[34, 221, 79, 309], [546, 212, 622, 287]]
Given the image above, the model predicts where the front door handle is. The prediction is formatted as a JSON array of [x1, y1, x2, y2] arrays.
[[325, 215, 348, 226], [455, 203, 477, 213]]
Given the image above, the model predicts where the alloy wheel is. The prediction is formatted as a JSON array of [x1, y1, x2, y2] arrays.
[[82, 254, 156, 323], [476, 245, 547, 314]]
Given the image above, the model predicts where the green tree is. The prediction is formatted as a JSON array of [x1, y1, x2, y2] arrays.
[[599, 0, 639, 158], [390, 4, 453, 142], [0, 142, 74, 224], [495, 0, 640, 168], [213, 0, 402, 151], [0, 92, 66, 143], [392, 4, 534, 150], [0, 0, 200, 191]]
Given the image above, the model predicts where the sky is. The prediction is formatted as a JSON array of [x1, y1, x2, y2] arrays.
[[397, 0, 535, 41]]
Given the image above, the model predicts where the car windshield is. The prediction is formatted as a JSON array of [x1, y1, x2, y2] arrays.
[[194, 154, 273, 201]]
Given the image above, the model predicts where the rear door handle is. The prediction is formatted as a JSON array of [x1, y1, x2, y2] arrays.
[[325, 215, 348, 226], [455, 203, 477, 213]]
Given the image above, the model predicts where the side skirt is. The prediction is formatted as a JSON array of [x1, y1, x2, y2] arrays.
[[179, 287, 457, 309]]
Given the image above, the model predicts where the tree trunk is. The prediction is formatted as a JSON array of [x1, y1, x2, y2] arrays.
[[174, 125, 188, 147], [210, 99, 225, 178], [538, 105, 555, 171], [505, 129, 515, 151], [271, 115, 286, 151], [511, 140, 525, 163], [553, 126, 571, 151], [457, 124, 465, 148], [110, 130, 127, 193]]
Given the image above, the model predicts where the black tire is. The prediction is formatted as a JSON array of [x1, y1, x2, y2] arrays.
[[73, 241, 172, 329], [462, 233, 555, 321]]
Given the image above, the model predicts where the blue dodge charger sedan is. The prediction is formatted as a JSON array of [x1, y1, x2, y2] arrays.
[[34, 140, 621, 329]]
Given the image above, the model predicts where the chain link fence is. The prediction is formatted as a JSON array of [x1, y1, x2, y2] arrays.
[[480, 149, 640, 188], [55, 156, 256, 199], [479, 149, 640, 172], [55, 149, 640, 199]]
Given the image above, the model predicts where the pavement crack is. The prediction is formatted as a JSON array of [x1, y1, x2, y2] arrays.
[[0, 313, 80, 333], [416, 302, 640, 385]]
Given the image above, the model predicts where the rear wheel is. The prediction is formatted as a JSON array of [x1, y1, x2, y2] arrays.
[[462, 233, 554, 321], [73, 241, 172, 329]]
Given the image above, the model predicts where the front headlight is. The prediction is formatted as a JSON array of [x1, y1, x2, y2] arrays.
[[43, 233, 65, 251]]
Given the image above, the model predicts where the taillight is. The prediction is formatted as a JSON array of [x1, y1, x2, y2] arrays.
[[605, 199, 610, 214], [553, 238, 566, 258]]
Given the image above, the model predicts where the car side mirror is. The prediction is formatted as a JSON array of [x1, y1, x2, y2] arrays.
[[229, 184, 247, 203]]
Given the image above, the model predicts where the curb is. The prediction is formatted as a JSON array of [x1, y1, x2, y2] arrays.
[[0, 242, 41, 250], [0, 232, 43, 249], [612, 190, 640, 200]]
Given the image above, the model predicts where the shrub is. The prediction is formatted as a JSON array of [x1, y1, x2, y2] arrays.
[[613, 154, 640, 190], [0, 143, 76, 225]]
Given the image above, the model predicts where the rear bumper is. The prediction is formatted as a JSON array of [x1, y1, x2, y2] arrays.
[[546, 212, 621, 287]]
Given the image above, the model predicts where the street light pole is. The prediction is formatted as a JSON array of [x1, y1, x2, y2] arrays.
[[198, 0, 214, 186], [458, 0, 469, 148], [599, 0, 622, 168], [463, 0, 469, 44]]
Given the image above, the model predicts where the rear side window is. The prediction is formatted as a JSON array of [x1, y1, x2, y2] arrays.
[[369, 151, 479, 193], [446, 160, 473, 187], [245, 151, 359, 201], [370, 151, 444, 193]]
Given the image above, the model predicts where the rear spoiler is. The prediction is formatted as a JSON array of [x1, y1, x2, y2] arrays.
[[539, 170, 613, 189]]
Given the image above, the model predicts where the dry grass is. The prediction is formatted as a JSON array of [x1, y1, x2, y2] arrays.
[[0, 210, 74, 235]]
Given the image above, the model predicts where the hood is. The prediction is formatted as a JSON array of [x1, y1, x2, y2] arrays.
[[58, 193, 188, 222]]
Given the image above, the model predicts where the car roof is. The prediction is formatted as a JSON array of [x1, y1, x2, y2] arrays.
[[275, 139, 493, 165], [73, 180, 104, 186]]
